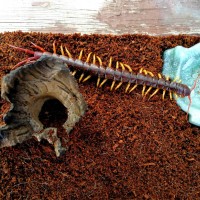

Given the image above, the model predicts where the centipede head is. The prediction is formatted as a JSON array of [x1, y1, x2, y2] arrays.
[[8, 43, 45, 69]]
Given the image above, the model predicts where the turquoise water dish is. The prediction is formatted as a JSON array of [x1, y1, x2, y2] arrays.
[[162, 43, 200, 126]]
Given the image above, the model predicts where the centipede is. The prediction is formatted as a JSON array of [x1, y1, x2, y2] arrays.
[[8, 41, 192, 102]]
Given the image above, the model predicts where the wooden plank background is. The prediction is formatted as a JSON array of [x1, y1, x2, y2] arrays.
[[0, 0, 200, 35]]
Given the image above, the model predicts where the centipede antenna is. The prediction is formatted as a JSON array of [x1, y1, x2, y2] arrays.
[[65, 47, 72, 58], [60, 45, 65, 55], [8, 44, 40, 69], [11, 57, 38, 70], [8, 44, 35, 55], [31, 42, 46, 52]]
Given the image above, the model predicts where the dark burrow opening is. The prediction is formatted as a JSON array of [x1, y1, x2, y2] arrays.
[[39, 99, 68, 129]]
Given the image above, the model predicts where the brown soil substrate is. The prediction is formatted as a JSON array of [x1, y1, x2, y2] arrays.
[[0, 32, 200, 199]]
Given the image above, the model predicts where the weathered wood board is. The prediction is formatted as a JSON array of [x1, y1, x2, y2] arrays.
[[0, 0, 199, 35]]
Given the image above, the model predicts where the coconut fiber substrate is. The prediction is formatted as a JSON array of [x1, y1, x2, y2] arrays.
[[0, 32, 200, 199]]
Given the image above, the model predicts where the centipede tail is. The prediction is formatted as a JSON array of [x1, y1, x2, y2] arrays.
[[9, 42, 192, 101]]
